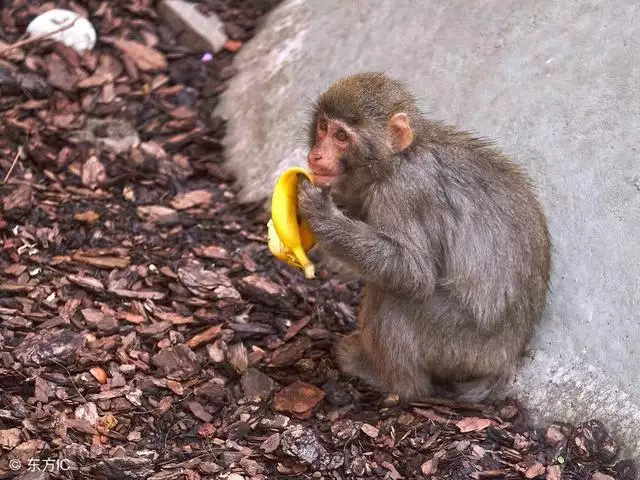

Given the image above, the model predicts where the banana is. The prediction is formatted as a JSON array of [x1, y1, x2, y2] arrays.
[[267, 167, 316, 279]]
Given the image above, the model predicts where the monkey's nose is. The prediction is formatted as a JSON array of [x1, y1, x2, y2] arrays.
[[307, 153, 323, 169]]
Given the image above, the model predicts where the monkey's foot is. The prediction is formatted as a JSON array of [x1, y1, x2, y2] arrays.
[[433, 376, 502, 404], [336, 333, 434, 401]]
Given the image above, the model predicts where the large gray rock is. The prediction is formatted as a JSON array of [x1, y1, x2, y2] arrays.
[[157, 0, 228, 52], [216, 0, 640, 458]]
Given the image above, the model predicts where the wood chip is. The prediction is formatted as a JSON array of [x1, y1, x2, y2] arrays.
[[171, 190, 213, 210], [73, 253, 130, 269], [456, 417, 496, 433], [112, 38, 167, 71], [360, 423, 379, 438], [186, 324, 223, 349], [273, 381, 325, 417]]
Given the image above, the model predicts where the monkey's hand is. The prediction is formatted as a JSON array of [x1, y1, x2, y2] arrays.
[[298, 177, 437, 298], [297, 175, 337, 224]]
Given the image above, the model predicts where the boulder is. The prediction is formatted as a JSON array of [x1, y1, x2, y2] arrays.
[[215, 0, 640, 459]]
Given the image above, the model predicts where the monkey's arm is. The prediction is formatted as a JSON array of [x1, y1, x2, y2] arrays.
[[298, 181, 438, 297]]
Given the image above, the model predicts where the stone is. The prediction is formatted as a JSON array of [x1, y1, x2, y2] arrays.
[[74, 117, 140, 154], [280, 425, 326, 465], [241, 368, 275, 398], [0, 428, 22, 449], [157, 0, 227, 53], [14, 329, 84, 367], [215, 0, 640, 460], [27, 9, 96, 53], [151, 344, 201, 381]]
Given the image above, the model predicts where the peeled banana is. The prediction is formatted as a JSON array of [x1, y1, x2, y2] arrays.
[[267, 167, 316, 279]]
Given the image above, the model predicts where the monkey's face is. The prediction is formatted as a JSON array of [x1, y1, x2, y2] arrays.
[[307, 116, 354, 188]]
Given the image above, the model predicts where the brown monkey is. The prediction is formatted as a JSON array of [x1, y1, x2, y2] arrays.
[[297, 72, 551, 403]]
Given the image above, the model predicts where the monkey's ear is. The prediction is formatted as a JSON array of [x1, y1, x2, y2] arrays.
[[388, 113, 413, 152]]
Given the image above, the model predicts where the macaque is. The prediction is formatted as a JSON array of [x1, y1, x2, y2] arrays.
[[297, 72, 551, 403]]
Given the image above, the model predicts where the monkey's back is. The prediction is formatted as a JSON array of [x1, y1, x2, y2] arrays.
[[434, 140, 549, 318], [367, 131, 551, 379]]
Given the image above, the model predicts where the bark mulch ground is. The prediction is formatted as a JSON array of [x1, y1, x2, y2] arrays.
[[0, 1, 637, 479]]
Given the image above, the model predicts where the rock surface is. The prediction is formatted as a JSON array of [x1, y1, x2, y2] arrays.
[[215, 0, 640, 459], [157, 0, 228, 52]]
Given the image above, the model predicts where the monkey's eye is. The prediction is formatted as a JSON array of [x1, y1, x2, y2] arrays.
[[335, 129, 348, 142], [318, 119, 328, 131]]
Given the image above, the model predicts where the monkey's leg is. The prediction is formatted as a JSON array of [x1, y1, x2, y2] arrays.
[[335, 332, 386, 390], [337, 290, 435, 401], [412, 288, 529, 404]]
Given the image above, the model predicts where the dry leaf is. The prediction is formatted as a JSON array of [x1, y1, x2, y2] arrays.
[[66, 418, 99, 436], [98, 414, 118, 430], [273, 381, 325, 417], [113, 38, 167, 71], [154, 311, 195, 325], [76, 74, 112, 88], [421, 459, 438, 475], [361, 424, 379, 438], [187, 401, 213, 423], [157, 396, 173, 414], [591, 473, 615, 480], [136, 205, 180, 225], [89, 367, 108, 384], [0, 429, 22, 449], [524, 461, 545, 479], [382, 461, 403, 480], [261, 433, 280, 453], [118, 311, 145, 324], [224, 39, 243, 52], [414, 407, 450, 424], [198, 423, 216, 438], [166, 380, 184, 395], [3, 184, 33, 212], [168, 106, 197, 120], [170, 190, 213, 210], [546, 465, 562, 480], [455, 417, 496, 433], [47, 53, 82, 92], [81, 155, 107, 189], [34, 377, 55, 402], [74, 211, 100, 223], [95, 54, 124, 78], [193, 245, 230, 260]]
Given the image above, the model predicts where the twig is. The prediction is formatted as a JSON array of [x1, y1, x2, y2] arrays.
[[0, 16, 80, 56], [52, 359, 87, 403], [2, 146, 24, 183]]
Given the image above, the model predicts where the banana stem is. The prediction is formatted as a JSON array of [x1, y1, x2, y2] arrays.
[[302, 263, 315, 279], [292, 245, 315, 279]]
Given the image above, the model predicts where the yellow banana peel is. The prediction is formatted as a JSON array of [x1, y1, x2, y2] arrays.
[[267, 167, 316, 279]]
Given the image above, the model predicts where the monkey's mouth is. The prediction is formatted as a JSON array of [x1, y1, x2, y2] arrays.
[[311, 171, 335, 187]]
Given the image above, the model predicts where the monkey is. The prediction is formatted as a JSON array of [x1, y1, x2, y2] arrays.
[[296, 72, 551, 403]]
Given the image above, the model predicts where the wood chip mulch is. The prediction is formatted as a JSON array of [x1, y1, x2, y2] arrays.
[[0, 1, 637, 479]]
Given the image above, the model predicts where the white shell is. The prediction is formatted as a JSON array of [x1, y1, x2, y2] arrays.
[[26, 9, 96, 53]]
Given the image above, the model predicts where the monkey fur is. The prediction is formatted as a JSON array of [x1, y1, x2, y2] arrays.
[[297, 72, 551, 403]]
